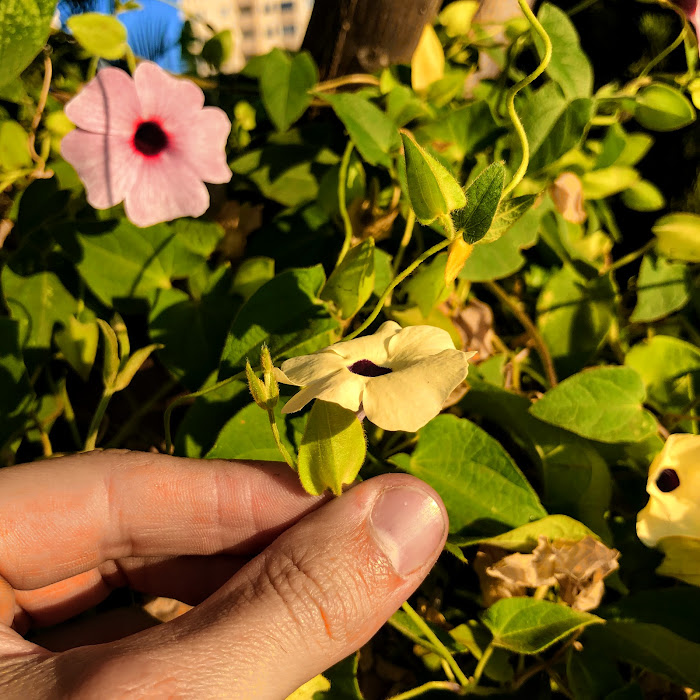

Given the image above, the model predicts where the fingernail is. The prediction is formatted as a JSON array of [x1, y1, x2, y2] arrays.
[[369, 487, 446, 576]]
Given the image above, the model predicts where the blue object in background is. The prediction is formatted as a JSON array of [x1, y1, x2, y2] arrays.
[[58, 0, 186, 74]]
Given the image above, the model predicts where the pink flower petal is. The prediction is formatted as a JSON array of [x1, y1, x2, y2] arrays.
[[64, 67, 141, 135], [123, 150, 210, 227], [173, 107, 232, 184], [61, 129, 140, 209], [134, 62, 205, 129]]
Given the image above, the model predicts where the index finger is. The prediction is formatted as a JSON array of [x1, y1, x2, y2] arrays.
[[0, 450, 325, 590]]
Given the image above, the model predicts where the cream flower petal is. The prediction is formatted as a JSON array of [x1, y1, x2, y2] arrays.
[[637, 434, 700, 546], [123, 150, 210, 227], [386, 324, 458, 367], [64, 67, 141, 135], [362, 348, 472, 431], [276, 352, 347, 387], [281, 369, 366, 414], [133, 62, 205, 128], [327, 321, 401, 365], [61, 130, 141, 209]]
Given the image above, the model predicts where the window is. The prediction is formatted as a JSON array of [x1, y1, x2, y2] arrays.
[[283, 24, 294, 35], [242, 29, 254, 39], [281, 2, 294, 10], [239, 5, 252, 14], [267, 27, 275, 37]]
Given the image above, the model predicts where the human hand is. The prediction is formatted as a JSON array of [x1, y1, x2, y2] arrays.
[[0, 450, 448, 698]]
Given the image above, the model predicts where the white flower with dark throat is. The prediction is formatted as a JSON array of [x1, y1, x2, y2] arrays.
[[275, 322, 476, 432]]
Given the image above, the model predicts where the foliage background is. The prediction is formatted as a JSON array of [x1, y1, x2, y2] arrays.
[[1, 0, 700, 697]]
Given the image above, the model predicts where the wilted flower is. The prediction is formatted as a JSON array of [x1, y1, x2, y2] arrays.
[[550, 172, 587, 225], [637, 433, 700, 546], [476, 536, 619, 612], [274, 321, 476, 432], [61, 62, 231, 227]]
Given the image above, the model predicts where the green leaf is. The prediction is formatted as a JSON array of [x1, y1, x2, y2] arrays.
[[390, 414, 546, 540], [206, 400, 298, 461], [66, 13, 127, 60], [465, 515, 598, 552], [567, 644, 625, 700], [201, 29, 233, 69], [536, 3, 593, 99], [232, 257, 275, 302], [0, 318, 36, 450], [297, 400, 366, 496], [320, 239, 375, 319], [652, 212, 700, 262], [259, 49, 318, 132], [529, 366, 658, 443], [630, 254, 690, 323], [459, 200, 547, 281], [317, 653, 363, 700], [452, 162, 505, 244], [0, 120, 32, 170], [634, 83, 696, 132], [537, 267, 617, 377], [55, 316, 99, 382], [586, 622, 700, 690], [219, 265, 340, 378], [0, 0, 56, 87], [320, 92, 399, 167], [581, 166, 640, 199], [481, 598, 603, 654], [625, 335, 700, 416], [481, 194, 537, 244], [402, 252, 449, 318], [2, 267, 79, 350], [620, 180, 665, 211], [438, 0, 479, 37], [151, 269, 240, 390], [400, 130, 466, 225]]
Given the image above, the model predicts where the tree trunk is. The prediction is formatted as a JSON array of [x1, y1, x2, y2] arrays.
[[302, 0, 442, 81]]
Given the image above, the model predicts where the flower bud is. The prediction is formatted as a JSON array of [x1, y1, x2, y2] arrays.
[[246, 359, 270, 410], [260, 344, 279, 407]]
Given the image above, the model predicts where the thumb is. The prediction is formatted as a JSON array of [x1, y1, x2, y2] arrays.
[[69, 474, 448, 698]]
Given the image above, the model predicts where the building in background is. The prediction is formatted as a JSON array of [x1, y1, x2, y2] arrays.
[[182, 0, 313, 73]]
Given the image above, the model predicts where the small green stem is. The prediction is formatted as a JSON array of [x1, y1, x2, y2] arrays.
[[336, 141, 355, 266], [124, 45, 137, 74], [32, 415, 53, 458], [602, 240, 655, 274], [344, 238, 450, 341], [472, 643, 495, 687], [86, 55, 99, 81], [84, 391, 113, 451], [387, 681, 462, 700], [502, 0, 553, 197], [59, 380, 82, 449], [313, 74, 380, 92], [642, 1, 689, 78], [483, 280, 557, 388], [267, 409, 297, 469], [401, 602, 470, 688], [164, 371, 246, 454], [567, 0, 601, 16], [392, 210, 416, 276]]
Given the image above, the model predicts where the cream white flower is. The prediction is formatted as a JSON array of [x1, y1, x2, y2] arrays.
[[274, 321, 476, 432], [637, 433, 700, 547]]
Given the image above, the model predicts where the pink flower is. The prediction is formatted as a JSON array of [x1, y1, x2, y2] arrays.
[[61, 62, 232, 228]]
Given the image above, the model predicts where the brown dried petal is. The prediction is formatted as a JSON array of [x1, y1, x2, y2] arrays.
[[475, 547, 528, 607], [442, 298, 494, 360], [550, 172, 587, 225]]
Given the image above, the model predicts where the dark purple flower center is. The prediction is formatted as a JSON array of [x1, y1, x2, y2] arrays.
[[348, 359, 392, 377], [133, 120, 169, 156], [656, 468, 680, 493]]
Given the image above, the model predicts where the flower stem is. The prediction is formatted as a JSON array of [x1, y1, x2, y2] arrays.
[[401, 602, 470, 688], [32, 414, 53, 458], [344, 238, 451, 341], [502, 0, 553, 197], [27, 51, 52, 166], [267, 409, 298, 469], [483, 280, 558, 388], [335, 141, 355, 266], [472, 643, 495, 687], [84, 391, 113, 451], [387, 681, 463, 700], [314, 74, 380, 92], [642, 0, 689, 78], [163, 371, 246, 454], [87, 55, 99, 81], [125, 45, 137, 75], [601, 240, 654, 274], [392, 210, 416, 276]]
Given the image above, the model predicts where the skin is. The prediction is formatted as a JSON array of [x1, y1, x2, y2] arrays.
[[0, 450, 448, 699]]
